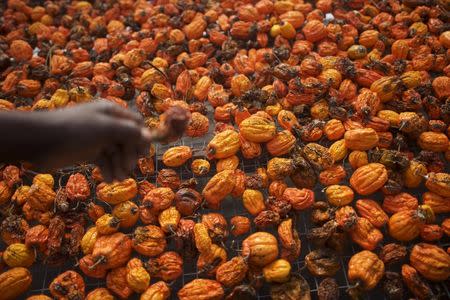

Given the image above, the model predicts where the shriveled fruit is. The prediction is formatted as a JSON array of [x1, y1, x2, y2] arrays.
[[178, 279, 224, 300], [162, 146, 192, 167], [348, 250, 384, 290], [242, 232, 279, 267], [194, 223, 212, 254], [206, 130, 240, 159], [382, 272, 404, 300], [303, 143, 335, 171], [133, 225, 166, 257], [66, 173, 90, 201], [379, 243, 407, 265], [49, 270, 85, 300], [203, 170, 235, 209], [349, 217, 383, 250], [96, 179, 138, 205], [410, 243, 450, 281], [3, 243, 35, 267], [216, 256, 248, 287], [356, 199, 388, 228], [0, 267, 32, 300], [239, 114, 276, 143], [325, 185, 354, 207], [92, 232, 132, 269], [263, 259, 291, 283], [96, 214, 120, 235], [383, 193, 418, 214], [197, 243, 227, 277], [106, 267, 133, 299], [388, 205, 435, 242], [266, 130, 296, 156], [81, 227, 98, 255], [242, 189, 266, 216], [270, 275, 311, 300], [318, 278, 339, 300], [86, 288, 114, 300], [402, 264, 435, 300], [141, 281, 171, 300], [305, 249, 340, 277], [420, 224, 443, 242], [112, 201, 140, 228], [350, 163, 388, 195], [345, 128, 379, 151], [191, 159, 210, 176], [202, 213, 228, 243], [422, 192, 450, 214], [126, 266, 150, 293], [425, 172, 450, 197], [278, 218, 301, 262], [147, 251, 183, 282], [283, 187, 314, 210]]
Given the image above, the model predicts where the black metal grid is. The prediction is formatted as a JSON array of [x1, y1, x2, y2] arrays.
[[21, 105, 450, 300]]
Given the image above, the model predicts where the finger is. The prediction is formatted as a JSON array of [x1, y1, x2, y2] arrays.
[[97, 100, 143, 124], [141, 127, 153, 144], [110, 145, 127, 181], [106, 118, 142, 145], [109, 119, 155, 150], [121, 143, 138, 176], [96, 156, 113, 183]]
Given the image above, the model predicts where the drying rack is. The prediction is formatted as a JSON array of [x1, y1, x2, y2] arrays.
[[20, 105, 450, 300]]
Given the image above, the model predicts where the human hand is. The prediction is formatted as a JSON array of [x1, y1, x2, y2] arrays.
[[34, 100, 152, 182], [149, 105, 192, 144]]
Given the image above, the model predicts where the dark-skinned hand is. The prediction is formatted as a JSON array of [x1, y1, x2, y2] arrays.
[[0, 100, 153, 182]]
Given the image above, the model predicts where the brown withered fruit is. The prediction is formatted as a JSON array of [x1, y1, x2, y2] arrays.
[[379, 243, 407, 265], [174, 219, 197, 261], [270, 275, 311, 300], [254, 210, 281, 229], [311, 201, 334, 225], [382, 272, 404, 300], [305, 249, 341, 277], [318, 277, 340, 300], [307, 220, 338, 248], [225, 284, 257, 300], [266, 196, 292, 218], [156, 169, 181, 190], [201, 213, 229, 243], [175, 188, 203, 217]]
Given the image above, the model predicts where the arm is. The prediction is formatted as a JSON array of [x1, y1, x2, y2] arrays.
[[0, 110, 65, 164], [0, 101, 151, 182], [0, 101, 191, 182]]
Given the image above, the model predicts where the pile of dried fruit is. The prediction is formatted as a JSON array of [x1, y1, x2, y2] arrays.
[[0, 0, 449, 299]]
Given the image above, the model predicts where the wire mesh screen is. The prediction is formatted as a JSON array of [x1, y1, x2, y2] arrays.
[[20, 104, 450, 300]]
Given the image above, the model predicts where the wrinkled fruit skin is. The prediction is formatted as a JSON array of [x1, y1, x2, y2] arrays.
[[410, 243, 450, 281], [66, 173, 90, 201], [401, 264, 435, 300], [350, 163, 388, 195], [318, 278, 339, 300], [202, 170, 235, 209], [0, 267, 32, 300], [348, 250, 385, 290], [216, 256, 248, 287], [242, 232, 279, 267], [96, 179, 138, 205], [49, 270, 85, 300], [178, 279, 224, 300]]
